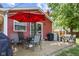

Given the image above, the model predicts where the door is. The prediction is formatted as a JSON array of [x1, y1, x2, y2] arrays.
[[36, 22, 43, 40], [30, 22, 43, 40], [30, 23, 36, 37]]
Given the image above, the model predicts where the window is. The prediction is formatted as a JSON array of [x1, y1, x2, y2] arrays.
[[13, 20, 27, 32], [36, 24, 41, 32]]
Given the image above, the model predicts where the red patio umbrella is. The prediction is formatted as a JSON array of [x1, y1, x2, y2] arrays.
[[8, 12, 45, 22]]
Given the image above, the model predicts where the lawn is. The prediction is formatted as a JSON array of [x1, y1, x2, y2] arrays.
[[57, 38, 79, 56], [76, 38, 79, 45]]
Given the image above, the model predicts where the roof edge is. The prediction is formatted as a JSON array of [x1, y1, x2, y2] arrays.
[[38, 8, 53, 22], [0, 7, 53, 22], [0, 8, 39, 11]]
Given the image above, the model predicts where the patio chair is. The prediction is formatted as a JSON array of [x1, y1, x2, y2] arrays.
[[17, 32, 26, 47], [10, 33, 19, 45], [17, 32, 25, 43], [23, 37, 33, 49], [68, 35, 76, 43], [24, 32, 42, 51]]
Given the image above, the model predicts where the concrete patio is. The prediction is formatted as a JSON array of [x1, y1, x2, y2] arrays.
[[14, 41, 74, 56]]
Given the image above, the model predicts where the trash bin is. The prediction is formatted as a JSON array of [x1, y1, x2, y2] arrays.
[[54, 33, 59, 41], [47, 33, 54, 41]]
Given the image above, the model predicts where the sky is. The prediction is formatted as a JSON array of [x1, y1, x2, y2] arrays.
[[0, 3, 50, 12]]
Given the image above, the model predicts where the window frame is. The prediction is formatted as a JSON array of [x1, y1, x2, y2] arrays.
[[13, 20, 27, 32]]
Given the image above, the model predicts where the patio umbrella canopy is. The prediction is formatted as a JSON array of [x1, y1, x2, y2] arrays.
[[8, 12, 45, 22]]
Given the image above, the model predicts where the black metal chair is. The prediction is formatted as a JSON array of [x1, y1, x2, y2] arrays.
[[23, 37, 33, 49], [17, 32, 26, 48], [18, 32, 24, 43]]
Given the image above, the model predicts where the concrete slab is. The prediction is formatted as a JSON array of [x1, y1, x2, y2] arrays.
[[14, 41, 74, 56]]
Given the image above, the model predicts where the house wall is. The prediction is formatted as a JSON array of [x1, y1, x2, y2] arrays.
[[8, 10, 42, 40], [8, 18, 30, 40], [43, 18, 52, 40], [8, 10, 53, 40]]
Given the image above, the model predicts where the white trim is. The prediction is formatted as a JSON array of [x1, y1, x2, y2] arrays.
[[0, 9, 3, 10], [0, 8, 39, 11], [3, 12, 8, 35], [38, 8, 53, 22], [30, 22, 43, 40], [30, 22, 31, 36], [9, 8, 39, 10], [13, 20, 27, 32]]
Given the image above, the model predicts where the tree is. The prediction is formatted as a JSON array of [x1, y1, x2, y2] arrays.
[[48, 3, 79, 34]]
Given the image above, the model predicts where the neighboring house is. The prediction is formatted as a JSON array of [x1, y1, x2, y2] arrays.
[[0, 3, 53, 42]]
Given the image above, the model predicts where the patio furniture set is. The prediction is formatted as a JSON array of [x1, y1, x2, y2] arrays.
[[60, 34, 76, 43], [9, 12, 45, 51], [11, 32, 42, 51], [23, 32, 42, 51]]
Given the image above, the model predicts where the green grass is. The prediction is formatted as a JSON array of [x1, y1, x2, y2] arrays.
[[76, 38, 79, 45], [57, 38, 79, 56]]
